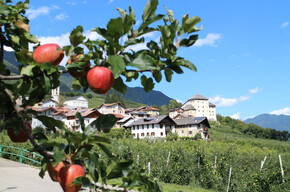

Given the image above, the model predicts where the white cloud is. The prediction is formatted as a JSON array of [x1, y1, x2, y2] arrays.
[[209, 87, 261, 107], [244, 52, 251, 56], [194, 33, 222, 47], [109, 0, 115, 3], [270, 107, 290, 115], [26, 5, 59, 20], [230, 112, 240, 119], [257, 57, 263, 62], [239, 96, 249, 101], [249, 87, 261, 94], [55, 12, 69, 21], [209, 96, 238, 107], [281, 22, 289, 28]]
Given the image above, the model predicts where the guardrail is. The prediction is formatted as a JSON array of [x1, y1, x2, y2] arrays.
[[0, 145, 43, 165]]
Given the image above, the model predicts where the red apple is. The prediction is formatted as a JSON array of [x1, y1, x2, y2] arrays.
[[58, 164, 85, 192], [86, 66, 114, 94], [67, 54, 90, 77], [33, 43, 64, 66], [8, 121, 32, 143], [48, 161, 67, 182]]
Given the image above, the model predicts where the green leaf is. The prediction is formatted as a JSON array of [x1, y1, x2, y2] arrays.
[[152, 70, 162, 83], [35, 116, 66, 132], [87, 135, 111, 144], [52, 150, 65, 164], [124, 37, 145, 48], [141, 75, 147, 87], [142, 0, 158, 21], [107, 17, 124, 40], [179, 34, 198, 47], [164, 68, 173, 82], [89, 114, 117, 133], [108, 55, 126, 78], [72, 79, 82, 91], [39, 160, 48, 179], [164, 6, 174, 23], [20, 65, 35, 76], [138, 14, 164, 32], [128, 52, 158, 70], [182, 15, 201, 33], [76, 112, 86, 133], [23, 32, 38, 43], [140, 75, 154, 92], [11, 35, 20, 44], [113, 77, 127, 93], [179, 59, 197, 71], [43, 73, 51, 93], [70, 26, 85, 47]]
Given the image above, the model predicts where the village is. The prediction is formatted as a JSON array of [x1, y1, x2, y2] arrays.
[[28, 87, 217, 140]]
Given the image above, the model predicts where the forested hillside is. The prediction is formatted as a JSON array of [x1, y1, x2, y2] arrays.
[[216, 114, 289, 141]]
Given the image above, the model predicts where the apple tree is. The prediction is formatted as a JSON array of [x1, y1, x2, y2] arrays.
[[0, 0, 202, 191]]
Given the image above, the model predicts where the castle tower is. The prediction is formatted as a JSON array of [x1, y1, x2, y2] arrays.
[[51, 87, 60, 102]]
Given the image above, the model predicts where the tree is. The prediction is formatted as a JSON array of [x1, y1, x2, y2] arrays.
[[168, 99, 182, 110], [0, 0, 202, 191], [56, 95, 66, 107]]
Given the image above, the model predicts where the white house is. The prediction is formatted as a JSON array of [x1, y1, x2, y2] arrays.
[[42, 99, 57, 108], [128, 115, 176, 139], [64, 96, 88, 109], [169, 94, 217, 121], [98, 103, 126, 115], [173, 117, 210, 139]]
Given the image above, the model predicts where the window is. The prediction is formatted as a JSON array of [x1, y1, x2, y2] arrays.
[[161, 132, 163, 136], [182, 130, 184, 133], [151, 132, 155, 136], [146, 124, 149, 129], [141, 133, 145, 136], [137, 125, 139, 130], [152, 124, 154, 128], [189, 131, 192, 135], [133, 126, 135, 130], [160, 124, 163, 128], [132, 134, 135, 137], [142, 125, 144, 129], [147, 132, 149, 136]]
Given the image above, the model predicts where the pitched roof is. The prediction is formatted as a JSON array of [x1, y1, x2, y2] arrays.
[[209, 102, 216, 107], [65, 95, 87, 101], [129, 115, 176, 126], [98, 102, 126, 109], [182, 104, 196, 111], [142, 107, 159, 111], [174, 117, 210, 128], [188, 94, 208, 101]]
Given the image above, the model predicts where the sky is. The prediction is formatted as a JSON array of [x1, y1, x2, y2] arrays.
[[5, 0, 290, 120]]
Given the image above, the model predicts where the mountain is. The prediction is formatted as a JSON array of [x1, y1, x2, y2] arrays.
[[244, 114, 290, 132], [3, 50, 173, 106], [121, 87, 173, 106]]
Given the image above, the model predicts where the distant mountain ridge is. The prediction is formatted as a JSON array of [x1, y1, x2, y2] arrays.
[[244, 114, 290, 132], [3, 50, 173, 106]]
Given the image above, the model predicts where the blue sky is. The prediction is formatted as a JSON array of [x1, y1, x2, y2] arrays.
[[6, 0, 290, 120]]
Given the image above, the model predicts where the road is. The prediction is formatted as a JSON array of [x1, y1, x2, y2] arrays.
[[0, 158, 62, 192]]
